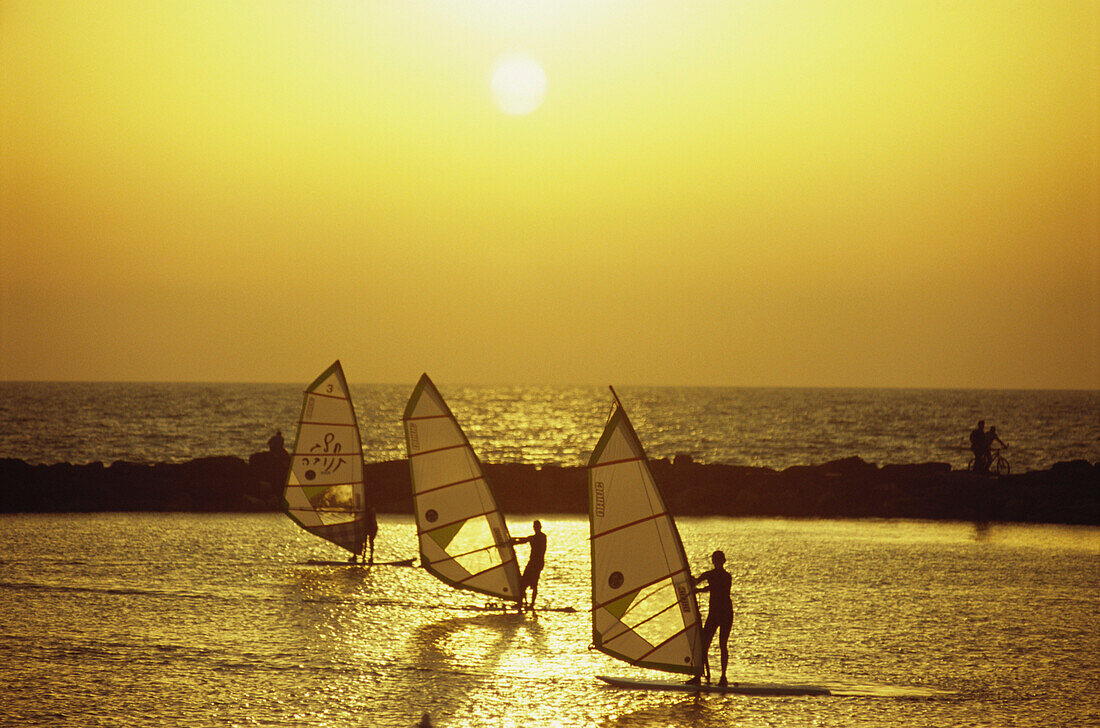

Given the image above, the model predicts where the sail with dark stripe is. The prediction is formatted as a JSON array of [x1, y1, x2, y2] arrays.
[[283, 361, 370, 555], [588, 387, 703, 675], [402, 373, 521, 602]]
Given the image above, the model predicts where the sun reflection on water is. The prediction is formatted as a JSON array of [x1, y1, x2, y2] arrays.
[[0, 514, 1096, 726]]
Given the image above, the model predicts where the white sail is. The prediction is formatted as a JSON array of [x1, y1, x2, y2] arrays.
[[283, 361, 370, 555], [588, 388, 703, 675], [402, 374, 521, 602]]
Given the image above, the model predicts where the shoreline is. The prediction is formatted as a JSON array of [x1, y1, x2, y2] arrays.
[[0, 453, 1096, 525]]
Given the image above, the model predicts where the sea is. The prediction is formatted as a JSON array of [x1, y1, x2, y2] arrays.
[[0, 515, 1097, 727], [0, 384, 1098, 727], [0, 382, 1097, 471]]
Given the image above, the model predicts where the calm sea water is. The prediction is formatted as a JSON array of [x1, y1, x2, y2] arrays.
[[0, 383, 1097, 471], [0, 515, 1096, 727]]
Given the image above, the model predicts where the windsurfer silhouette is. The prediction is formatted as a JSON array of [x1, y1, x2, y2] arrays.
[[687, 550, 734, 687], [348, 505, 378, 564], [511, 520, 546, 611]]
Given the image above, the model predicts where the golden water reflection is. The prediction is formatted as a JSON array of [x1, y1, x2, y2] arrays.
[[0, 514, 1096, 726]]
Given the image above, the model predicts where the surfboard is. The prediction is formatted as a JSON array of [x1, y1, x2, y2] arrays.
[[597, 675, 831, 696], [456, 603, 578, 614], [304, 558, 416, 567]]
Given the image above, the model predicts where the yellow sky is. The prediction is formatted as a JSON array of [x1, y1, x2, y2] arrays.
[[2, 0, 1097, 387]]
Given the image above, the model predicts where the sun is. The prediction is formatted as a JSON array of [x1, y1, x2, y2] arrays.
[[490, 55, 547, 116]]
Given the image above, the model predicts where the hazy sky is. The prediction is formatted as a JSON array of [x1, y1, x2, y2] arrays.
[[2, 1, 1097, 387]]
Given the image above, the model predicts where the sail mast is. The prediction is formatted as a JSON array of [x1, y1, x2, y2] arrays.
[[588, 387, 703, 675], [403, 374, 522, 602]]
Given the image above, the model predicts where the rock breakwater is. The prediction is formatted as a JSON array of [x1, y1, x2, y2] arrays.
[[0, 455, 1095, 525]]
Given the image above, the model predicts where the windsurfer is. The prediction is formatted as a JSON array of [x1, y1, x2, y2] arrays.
[[365, 504, 378, 564], [349, 505, 379, 564], [687, 550, 734, 687], [511, 520, 546, 611]]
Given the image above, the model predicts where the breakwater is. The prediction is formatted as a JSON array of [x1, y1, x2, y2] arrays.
[[0, 453, 1096, 525]]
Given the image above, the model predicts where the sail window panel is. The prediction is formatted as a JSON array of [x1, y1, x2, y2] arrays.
[[418, 528, 509, 594], [618, 577, 685, 648], [410, 448, 481, 495], [446, 516, 503, 574], [306, 484, 358, 525]]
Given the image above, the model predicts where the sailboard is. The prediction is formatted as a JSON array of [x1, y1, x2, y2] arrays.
[[303, 558, 416, 568], [402, 373, 522, 604], [588, 387, 703, 676], [597, 675, 831, 696], [283, 361, 373, 558]]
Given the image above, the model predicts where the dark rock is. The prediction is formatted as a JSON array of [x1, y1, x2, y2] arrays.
[[0, 452, 1095, 525]]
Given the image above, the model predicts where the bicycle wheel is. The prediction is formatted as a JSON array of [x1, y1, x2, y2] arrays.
[[992, 456, 1010, 477]]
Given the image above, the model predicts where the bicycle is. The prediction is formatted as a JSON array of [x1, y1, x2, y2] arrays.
[[967, 447, 1010, 476]]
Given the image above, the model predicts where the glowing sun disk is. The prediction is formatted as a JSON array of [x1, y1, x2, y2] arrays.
[[491, 55, 546, 116]]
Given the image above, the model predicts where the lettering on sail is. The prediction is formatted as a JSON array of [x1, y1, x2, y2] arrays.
[[303, 432, 345, 478], [677, 582, 691, 613], [409, 423, 420, 453], [594, 481, 605, 518]]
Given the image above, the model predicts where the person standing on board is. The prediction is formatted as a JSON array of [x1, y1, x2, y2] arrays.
[[687, 550, 734, 687], [511, 520, 547, 612], [348, 505, 379, 564], [364, 504, 378, 564]]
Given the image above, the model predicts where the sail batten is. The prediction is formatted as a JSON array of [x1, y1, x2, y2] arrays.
[[408, 443, 469, 458], [588, 389, 703, 676], [282, 360, 370, 556], [591, 512, 670, 541], [403, 373, 522, 602]]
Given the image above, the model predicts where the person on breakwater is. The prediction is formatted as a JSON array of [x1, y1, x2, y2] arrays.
[[511, 520, 546, 612], [267, 429, 286, 456], [687, 550, 734, 687], [969, 420, 989, 473], [986, 426, 1006, 453]]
